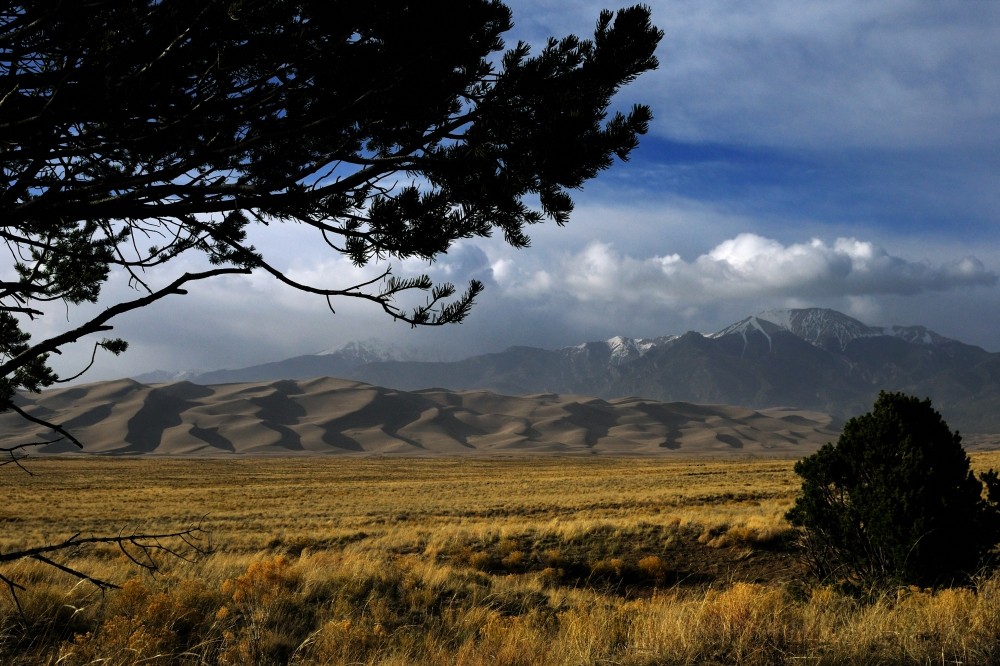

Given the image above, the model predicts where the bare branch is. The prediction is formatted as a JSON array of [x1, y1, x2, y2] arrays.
[[54, 339, 119, 384], [0, 527, 209, 565], [0, 526, 210, 612], [0, 572, 26, 618], [0, 305, 43, 316], [0, 267, 251, 379], [0, 441, 41, 474], [4, 400, 83, 449], [30, 554, 116, 591]]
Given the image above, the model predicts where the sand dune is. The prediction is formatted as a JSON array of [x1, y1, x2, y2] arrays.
[[1, 378, 842, 456]]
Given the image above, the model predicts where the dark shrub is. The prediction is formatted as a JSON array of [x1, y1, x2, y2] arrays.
[[786, 391, 1000, 588]]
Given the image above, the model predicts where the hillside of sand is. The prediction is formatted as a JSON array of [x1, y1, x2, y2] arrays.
[[0, 377, 844, 456]]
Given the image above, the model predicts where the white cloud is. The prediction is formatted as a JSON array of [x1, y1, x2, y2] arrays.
[[495, 233, 997, 305]]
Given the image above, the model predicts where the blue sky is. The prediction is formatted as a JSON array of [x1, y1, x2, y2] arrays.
[[31, 0, 1000, 380]]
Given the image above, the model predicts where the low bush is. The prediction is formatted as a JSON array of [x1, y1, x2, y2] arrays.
[[787, 391, 1000, 588]]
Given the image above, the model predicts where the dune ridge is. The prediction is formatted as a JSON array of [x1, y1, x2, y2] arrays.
[[1, 377, 842, 456]]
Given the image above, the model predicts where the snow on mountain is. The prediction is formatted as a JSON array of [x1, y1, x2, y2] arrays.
[[131, 368, 203, 384], [886, 325, 951, 346], [759, 308, 881, 351], [316, 339, 433, 363], [563, 308, 956, 363], [723, 308, 956, 352], [709, 315, 784, 351], [607, 335, 641, 364], [569, 334, 679, 366]]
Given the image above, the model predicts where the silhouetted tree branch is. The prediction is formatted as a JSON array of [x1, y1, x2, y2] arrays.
[[0, 527, 209, 617]]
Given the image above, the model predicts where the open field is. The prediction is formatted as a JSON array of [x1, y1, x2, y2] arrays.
[[4, 454, 1000, 664]]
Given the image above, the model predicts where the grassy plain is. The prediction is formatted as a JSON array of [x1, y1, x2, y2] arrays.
[[3, 453, 1000, 664]]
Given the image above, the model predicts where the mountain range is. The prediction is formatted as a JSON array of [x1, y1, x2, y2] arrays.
[[139, 308, 1000, 434]]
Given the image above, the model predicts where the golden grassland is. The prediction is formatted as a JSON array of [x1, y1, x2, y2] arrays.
[[3, 452, 1000, 664]]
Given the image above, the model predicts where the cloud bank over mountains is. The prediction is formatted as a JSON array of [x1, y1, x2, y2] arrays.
[[492, 235, 996, 305]]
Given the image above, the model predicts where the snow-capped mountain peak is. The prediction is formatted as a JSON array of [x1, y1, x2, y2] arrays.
[[566, 334, 676, 366], [755, 308, 879, 351], [606, 335, 640, 363], [714, 308, 956, 352], [709, 315, 784, 348], [131, 368, 203, 384], [317, 339, 408, 363]]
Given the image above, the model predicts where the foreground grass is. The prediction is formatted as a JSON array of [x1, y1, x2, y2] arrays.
[[2, 453, 1000, 664]]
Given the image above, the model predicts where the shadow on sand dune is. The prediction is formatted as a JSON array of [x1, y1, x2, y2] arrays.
[[123, 382, 215, 453]]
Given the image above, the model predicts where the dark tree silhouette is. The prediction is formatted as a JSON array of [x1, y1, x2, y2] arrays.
[[786, 391, 1000, 588], [1, 0, 661, 440], [0, 0, 661, 596]]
